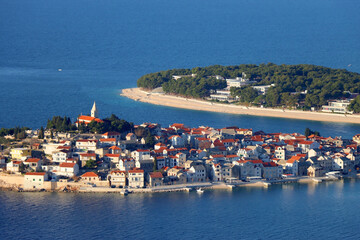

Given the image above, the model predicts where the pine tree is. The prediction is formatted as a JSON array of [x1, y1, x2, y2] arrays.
[[38, 126, 45, 139]]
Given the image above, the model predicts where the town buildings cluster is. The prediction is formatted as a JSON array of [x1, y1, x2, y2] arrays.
[[2, 116, 360, 191], [1, 102, 359, 191]]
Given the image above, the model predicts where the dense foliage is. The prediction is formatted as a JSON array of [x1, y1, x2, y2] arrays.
[[47, 116, 76, 132], [305, 128, 320, 137], [162, 76, 227, 98], [80, 114, 134, 134], [0, 126, 29, 139], [348, 96, 360, 113], [230, 86, 259, 103], [137, 69, 192, 89], [138, 63, 360, 108]]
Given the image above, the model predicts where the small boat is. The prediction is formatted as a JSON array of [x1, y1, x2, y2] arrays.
[[120, 190, 128, 195], [58, 68, 62, 72], [196, 188, 204, 193]]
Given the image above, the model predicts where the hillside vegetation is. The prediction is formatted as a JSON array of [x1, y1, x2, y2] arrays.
[[137, 63, 360, 109]]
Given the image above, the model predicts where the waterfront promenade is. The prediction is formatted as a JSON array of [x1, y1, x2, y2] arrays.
[[121, 88, 360, 124]]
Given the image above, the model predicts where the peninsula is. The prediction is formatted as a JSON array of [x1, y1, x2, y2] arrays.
[[121, 63, 360, 124], [1, 103, 360, 193]]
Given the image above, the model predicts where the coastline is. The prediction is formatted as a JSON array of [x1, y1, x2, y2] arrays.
[[120, 88, 360, 124], [1, 173, 357, 194]]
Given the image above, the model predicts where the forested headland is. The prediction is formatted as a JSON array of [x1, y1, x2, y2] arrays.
[[137, 63, 360, 111]]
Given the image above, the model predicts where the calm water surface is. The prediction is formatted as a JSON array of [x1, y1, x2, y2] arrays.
[[1, 179, 360, 240], [0, 0, 360, 137]]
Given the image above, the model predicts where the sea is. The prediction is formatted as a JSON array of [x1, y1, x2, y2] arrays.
[[2, 179, 360, 239], [1, 0, 360, 238]]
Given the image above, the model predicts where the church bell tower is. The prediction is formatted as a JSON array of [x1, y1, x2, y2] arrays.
[[91, 101, 98, 118]]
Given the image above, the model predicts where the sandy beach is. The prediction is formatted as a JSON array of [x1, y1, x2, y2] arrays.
[[121, 88, 360, 124]]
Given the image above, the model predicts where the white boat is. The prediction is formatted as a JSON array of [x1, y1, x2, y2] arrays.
[[58, 68, 62, 72], [196, 188, 204, 193]]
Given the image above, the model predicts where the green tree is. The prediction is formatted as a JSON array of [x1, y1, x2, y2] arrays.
[[348, 96, 360, 113], [38, 126, 45, 139], [85, 160, 97, 169], [145, 132, 155, 148], [153, 157, 158, 172]]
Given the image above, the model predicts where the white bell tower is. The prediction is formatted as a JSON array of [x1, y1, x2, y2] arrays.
[[91, 101, 98, 118]]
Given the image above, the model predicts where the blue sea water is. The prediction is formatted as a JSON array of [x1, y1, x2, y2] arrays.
[[1, 0, 360, 137], [1, 179, 360, 240]]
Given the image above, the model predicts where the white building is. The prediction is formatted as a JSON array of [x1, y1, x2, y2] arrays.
[[24, 172, 48, 190], [322, 99, 353, 114], [132, 149, 151, 161], [52, 150, 70, 163], [128, 168, 144, 188], [76, 139, 98, 151], [55, 162, 79, 178], [252, 84, 274, 95]]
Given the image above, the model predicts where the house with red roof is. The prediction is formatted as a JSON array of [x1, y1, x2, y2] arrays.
[[99, 138, 117, 147], [226, 155, 240, 162], [104, 153, 120, 165], [187, 165, 206, 182], [81, 172, 101, 183], [154, 143, 166, 150], [24, 172, 48, 190], [128, 168, 144, 188], [52, 150, 71, 163], [126, 133, 137, 141], [235, 160, 262, 180], [210, 162, 234, 182], [24, 158, 42, 171], [262, 162, 283, 179], [132, 149, 151, 161], [102, 131, 121, 140], [298, 141, 320, 153], [56, 162, 79, 178], [79, 153, 97, 168], [75, 115, 103, 127], [168, 135, 185, 147], [148, 172, 164, 187], [221, 138, 239, 148], [210, 154, 225, 162], [108, 170, 127, 188], [109, 145, 121, 154], [170, 123, 185, 130], [6, 161, 23, 173], [236, 128, 253, 136], [117, 158, 135, 171]]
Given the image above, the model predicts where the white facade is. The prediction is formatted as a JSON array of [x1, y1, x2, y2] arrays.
[[24, 173, 48, 190], [322, 100, 352, 114], [76, 140, 98, 151]]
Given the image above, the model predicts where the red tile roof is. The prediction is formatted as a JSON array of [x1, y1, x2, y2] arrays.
[[103, 131, 121, 136], [25, 158, 41, 163], [105, 154, 120, 158], [128, 168, 144, 173], [59, 162, 76, 168], [81, 172, 99, 178], [149, 172, 163, 178], [25, 172, 46, 176], [100, 138, 117, 142]]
